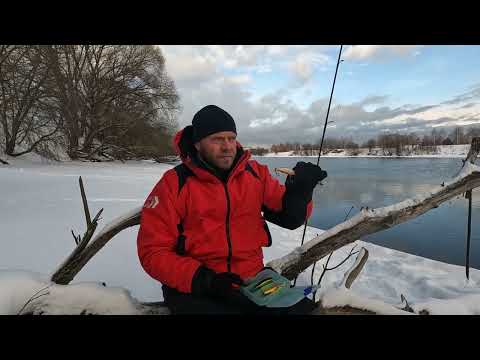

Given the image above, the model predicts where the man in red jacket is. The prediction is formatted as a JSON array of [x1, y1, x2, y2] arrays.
[[137, 105, 327, 314]]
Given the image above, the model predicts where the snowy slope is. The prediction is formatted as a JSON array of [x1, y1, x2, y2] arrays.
[[2, 223, 480, 315]]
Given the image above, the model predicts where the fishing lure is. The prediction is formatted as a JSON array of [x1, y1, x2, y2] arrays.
[[263, 285, 283, 296], [253, 277, 273, 290]]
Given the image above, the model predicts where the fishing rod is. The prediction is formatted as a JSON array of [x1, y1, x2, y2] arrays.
[[290, 44, 344, 286]]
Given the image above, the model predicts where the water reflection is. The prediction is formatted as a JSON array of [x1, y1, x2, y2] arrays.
[[255, 157, 480, 269]]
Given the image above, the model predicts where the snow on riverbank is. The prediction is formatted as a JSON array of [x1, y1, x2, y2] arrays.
[[1, 222, 479, 315], [259, 144, 471, 158], [1, 152, 480, 314]]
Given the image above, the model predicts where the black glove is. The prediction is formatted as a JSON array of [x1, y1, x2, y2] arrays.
[[191, 266, 244, 299], [286, 161, 328, 191]]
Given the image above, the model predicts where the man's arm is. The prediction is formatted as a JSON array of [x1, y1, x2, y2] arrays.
[[258, 164, 312, 230], [137, 171, 202, 293], [260, 161, 326, 230]]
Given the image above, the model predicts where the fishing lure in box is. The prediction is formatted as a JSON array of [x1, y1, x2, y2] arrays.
[[240, 268, 319, 307]]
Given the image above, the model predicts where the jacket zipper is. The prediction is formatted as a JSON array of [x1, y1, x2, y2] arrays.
[[221, 154, 248, 273], [223, 183, 232, 272], [196, 152, 247, 273]]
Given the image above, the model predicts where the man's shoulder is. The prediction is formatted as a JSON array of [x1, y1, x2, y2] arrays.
[[158, 164, 193, 181], [158, 167, 179, 181], [245, 159, 272, 181], [171, 163, 195, 177], [247, 158, 266, 169]]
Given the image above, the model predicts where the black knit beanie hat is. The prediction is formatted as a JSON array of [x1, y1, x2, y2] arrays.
[[192, 105, 237, 143]]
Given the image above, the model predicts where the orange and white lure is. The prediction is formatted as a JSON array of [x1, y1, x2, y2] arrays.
[[274, 167, 295, 176]]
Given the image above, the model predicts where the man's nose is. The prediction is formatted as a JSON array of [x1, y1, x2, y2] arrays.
[[221, 140, 236, 150]]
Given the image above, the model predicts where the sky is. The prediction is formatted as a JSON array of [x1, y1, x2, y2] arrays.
[[158, 45, 480, 147]]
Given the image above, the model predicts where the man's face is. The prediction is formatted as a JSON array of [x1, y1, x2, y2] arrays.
[[194, 131, 238, 170]]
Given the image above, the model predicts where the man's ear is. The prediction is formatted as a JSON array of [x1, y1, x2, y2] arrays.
[[194, 142, 200, 151]]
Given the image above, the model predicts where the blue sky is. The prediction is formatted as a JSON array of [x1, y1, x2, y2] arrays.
[[159, 45, 480, 146]]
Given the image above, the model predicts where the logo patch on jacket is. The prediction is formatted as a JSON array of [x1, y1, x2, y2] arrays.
[[144, 195, 159, 209]]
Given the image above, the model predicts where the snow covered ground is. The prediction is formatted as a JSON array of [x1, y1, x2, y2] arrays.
[[260, 144, 471, 158], [1, 153, 480, 315]]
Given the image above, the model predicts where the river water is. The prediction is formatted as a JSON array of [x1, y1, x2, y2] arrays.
[[255, 156, 480, 270]]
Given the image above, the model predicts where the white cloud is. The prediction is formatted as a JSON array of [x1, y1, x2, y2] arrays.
[[233, 45, 266, 66], [289, 52, 330, 84], [159, 46, 218, 84], [255, 64, 273, 74], [343, 45, 423, 61], [379, 102, 480, 127], [249, 115, 286, 128], [225, 74, 252, 86], [290, 56, 313, 82], [266, 45, 288, 56]]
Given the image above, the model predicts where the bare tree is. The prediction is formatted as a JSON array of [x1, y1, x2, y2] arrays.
[[466, 126, 480, 142], [0, 45, 59, 157], [364, 139, 376, 153], [450, 126, 466, 145], [44, 45, 179, 160]]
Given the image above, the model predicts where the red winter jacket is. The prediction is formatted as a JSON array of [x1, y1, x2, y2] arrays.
[[137, 126, 313, 293]]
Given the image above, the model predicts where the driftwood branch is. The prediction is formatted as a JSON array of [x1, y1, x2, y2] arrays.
[[312, 245, 359, 299], [341, 247, 369, 289], [79, 177, 92, 227], [460, 137, 480, 174], [50, 177, 106, 284], [312, 245, 367, 303], [310, 206, 356, 286], [267, 138, 480, 279], [399, 294, 415, 313], [312, 252, 413, 316], [315, 251, 334, 288], [0, 158, 8, 165], [50, 205, 140, 285]]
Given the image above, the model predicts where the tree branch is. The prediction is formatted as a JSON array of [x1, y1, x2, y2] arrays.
[[79, 176, 91, 227], [50, 205, 140, 285], [340, 247, 369, 289]]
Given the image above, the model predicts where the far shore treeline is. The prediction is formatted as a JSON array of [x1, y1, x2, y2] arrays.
[[248, 127, 480, 156]]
